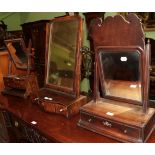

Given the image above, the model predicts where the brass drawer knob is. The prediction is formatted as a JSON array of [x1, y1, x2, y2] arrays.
[[102, 121, 112, 127], [88, 118, 92, 122], [59, 109, 64, 112], [14, 121, 19, 127], [124, 129, 127, 134], [59, 108, 66, 112], [149, 66, 152, 71]]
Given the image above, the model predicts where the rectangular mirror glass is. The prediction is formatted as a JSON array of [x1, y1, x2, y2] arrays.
[[46, 18, 79, 90], [99, 51, 142, 102]]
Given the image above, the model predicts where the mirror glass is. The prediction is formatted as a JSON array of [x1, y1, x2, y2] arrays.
[[11, 41, 27, 63], [5, 39, 28, 69], [99, 51, 141, 102], [47, 19, 78, 89]]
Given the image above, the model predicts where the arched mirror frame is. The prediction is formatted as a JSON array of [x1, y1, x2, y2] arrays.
[[96, 46, 144, 105], [90, 14, 150, 112], [44, 16, 83, 98]]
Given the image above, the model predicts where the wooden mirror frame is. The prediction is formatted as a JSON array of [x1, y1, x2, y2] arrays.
[[2, 38, 36, 98], [4, 38, 28, 70], [44, 15, 83, 98], [90, 14, 150, 112], [78, 13, 155, 143], [96, 46, 143, 105]]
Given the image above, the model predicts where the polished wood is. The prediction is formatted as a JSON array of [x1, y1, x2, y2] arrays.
[[83, 12, 105, 48], [38, 88, 87, 118], [34, 16, 87, 118], [91, 13, 149, 108], [21, 20, 50, 88], [0, 51, 9, 76], [2, 38, 36, 98], [2, 74, 38, 99], [1, 94, 155, 142], [0, 51, 26, 91], [0, 66, 4, 91], [4, 38, 28, 70], [45, 15, 83, 97], [78, 99, 155, 142], [0, 51, 27, 76], [90, 14, 145, 48], [78, 13, 155, 142]]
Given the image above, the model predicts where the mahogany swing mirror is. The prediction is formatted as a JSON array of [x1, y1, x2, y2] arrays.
[[46, 16, 79, 95], [78, 13, 155, 142], [34, 15, 86, 118], [2, 38, 36, 98], [5, 38, 28, 70]]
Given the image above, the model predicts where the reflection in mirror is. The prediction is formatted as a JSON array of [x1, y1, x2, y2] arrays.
[[47, 19, 78, 89], [99, 51, 141, 101]]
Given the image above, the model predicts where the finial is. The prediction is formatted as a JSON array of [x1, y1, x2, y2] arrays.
[[147, 39, 150, 44]]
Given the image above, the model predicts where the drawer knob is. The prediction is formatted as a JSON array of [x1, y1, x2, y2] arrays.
[[60, 108, 66, 112], [124, 129, 127, 134], [149, 66, 152, 71], [102, 121, 112, 127], [88, 118, 92, 122], [15, 121, 19, 127]]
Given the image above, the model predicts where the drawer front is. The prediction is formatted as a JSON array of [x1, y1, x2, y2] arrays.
[[40, 101, 67, 115], [80, 112, 141, 141], [4, 77, 26, 90], [11, 114, 50, 142]]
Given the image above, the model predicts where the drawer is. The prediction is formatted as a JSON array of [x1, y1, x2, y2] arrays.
[[40, 100, 67, 115], [3, 77, 26, 90], [80, 112, 141, 140]]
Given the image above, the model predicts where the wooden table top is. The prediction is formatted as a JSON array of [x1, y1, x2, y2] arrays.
[[0, 94, 155, 143], [0, 50, 8, 56]]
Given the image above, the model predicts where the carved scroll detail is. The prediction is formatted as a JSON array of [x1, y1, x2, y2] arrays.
[[90, 13, 145, 49]]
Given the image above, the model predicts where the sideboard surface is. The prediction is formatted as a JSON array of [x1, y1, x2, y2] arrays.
[[0, 94, 155, 142]]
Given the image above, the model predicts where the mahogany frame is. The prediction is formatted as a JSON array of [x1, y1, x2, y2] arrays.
[[44, 15, 83, 98], [4, 38, 28, 70], [90, 14, 150, 112], [96, 46, 143, 105], [5, 38, 26, 50], [78, 13, 154, 143]]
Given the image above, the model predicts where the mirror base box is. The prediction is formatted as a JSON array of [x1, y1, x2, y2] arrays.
[[40, 96, 87, 118], [32, 88, 87, 118], [2, 75, 38, 99], [78, 99, 155, 142]]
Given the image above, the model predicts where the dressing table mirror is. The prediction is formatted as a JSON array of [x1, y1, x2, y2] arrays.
[[33, 16, 86, 118], [78, 14, 155, 142], [2, 38, 36, 98]]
